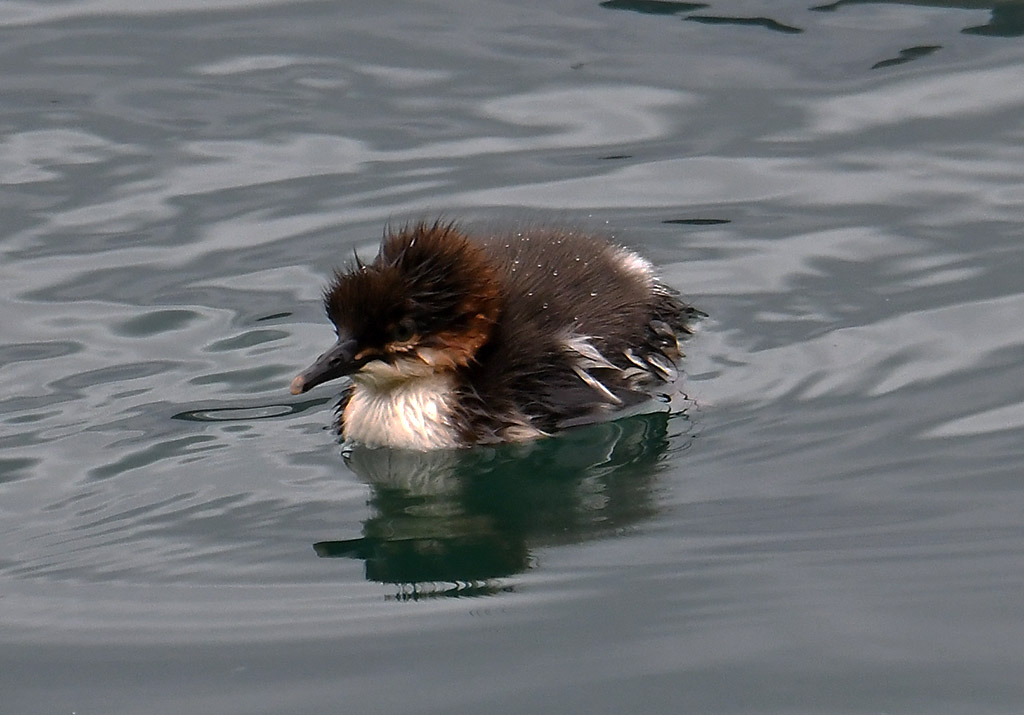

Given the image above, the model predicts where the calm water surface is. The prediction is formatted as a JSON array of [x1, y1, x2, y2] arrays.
[[2, 1, 1024, 713]]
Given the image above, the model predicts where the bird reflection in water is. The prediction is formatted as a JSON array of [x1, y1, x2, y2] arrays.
[[314, 409, 695, 600]]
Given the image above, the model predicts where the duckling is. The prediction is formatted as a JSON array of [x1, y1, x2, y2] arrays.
[[291, 221, 702, 449]]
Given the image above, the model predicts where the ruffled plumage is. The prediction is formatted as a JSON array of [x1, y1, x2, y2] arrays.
[[292, 221, 704, 449]]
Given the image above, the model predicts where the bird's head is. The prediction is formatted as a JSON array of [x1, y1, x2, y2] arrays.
[[290, 222, 501, 394]]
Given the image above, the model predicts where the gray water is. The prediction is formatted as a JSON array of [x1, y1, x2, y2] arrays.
[[3, 1, 1024, 713]]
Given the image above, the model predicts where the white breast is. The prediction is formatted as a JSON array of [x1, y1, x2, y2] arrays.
[[342, 368, 461, 450]]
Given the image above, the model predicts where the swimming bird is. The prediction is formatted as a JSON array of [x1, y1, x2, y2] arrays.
[[290, 221, 702, 450]]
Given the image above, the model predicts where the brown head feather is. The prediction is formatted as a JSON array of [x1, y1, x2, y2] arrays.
[[324, 221, 501, 369]]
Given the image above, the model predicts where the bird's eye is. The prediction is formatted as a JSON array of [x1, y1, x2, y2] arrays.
[[389, 318, 418, 344]]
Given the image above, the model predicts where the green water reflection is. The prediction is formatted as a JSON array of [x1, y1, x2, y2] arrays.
[[315, 411, 693, 598]]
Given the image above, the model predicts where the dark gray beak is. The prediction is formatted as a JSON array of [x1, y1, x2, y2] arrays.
[[290, 336, 359, 394]]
